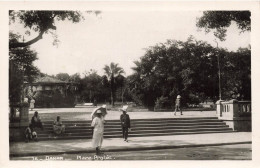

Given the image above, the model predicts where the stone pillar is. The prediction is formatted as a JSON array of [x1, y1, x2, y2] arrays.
[[9, 103, 29, 142], [20, 106, 29, 127], [216, 100, 224, 117]]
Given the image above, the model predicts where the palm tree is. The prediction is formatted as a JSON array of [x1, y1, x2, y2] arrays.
[[103, 62, 124, 106]]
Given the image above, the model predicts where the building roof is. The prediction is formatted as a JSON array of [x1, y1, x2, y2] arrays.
[[24, 76, 79, 86], [33, 76, 67, 84]]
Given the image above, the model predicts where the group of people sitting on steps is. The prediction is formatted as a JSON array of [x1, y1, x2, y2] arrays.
[[25, 111, 66, 142]]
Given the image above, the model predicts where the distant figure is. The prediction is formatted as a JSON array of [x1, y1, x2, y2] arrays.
[[93, 98, 97, 107], [31, 111, 44, 130], [30, 99, 35, 111], [120, 106, 131, 142], [53, 116, 65, 135], [24, 123, 38, 142], [24, 97, 28, 103], [174, 95, 183, 115], [91, 110, 105, 155]]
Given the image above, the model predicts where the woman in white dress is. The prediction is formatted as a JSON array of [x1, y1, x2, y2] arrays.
[[91, 110, 105, 155], [30, 99, 35, 111]]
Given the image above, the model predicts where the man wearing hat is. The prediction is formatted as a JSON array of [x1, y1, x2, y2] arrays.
[[174, 95, 183, 115], [91, 110, 105, 155], [120, 106, 131, 142]]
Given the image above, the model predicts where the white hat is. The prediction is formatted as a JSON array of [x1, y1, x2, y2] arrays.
[[177, 95, 181, 98], [120, 105, 128, 112], [96, 110, 102, 114], [102, 104, 106, 108]]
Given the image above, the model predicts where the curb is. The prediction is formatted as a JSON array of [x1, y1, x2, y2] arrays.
[[10, 141, 252, 157]]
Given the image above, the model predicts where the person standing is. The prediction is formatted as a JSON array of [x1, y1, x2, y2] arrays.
[[29, 99, 35, 111], [120, 106, 131, 142], [174, 95, 183, 115], [93, 98, 97, 107], [91, 110, 105, 155]]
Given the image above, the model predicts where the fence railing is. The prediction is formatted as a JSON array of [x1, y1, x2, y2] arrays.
[[238, 101, 251, 113]]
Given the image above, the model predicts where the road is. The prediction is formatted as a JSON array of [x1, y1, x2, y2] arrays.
[[10, 144, 251, 160]]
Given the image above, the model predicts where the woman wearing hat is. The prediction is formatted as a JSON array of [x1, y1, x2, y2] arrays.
[[174, 95, 183, 115], [120, 106, 131, 142], [91, 110, 105, 155]]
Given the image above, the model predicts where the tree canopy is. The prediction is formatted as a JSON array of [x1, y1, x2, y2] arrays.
[[9, 10, 100, 48], [197, 11, 251, 41], [128, 36, 251, 108], [56, 73, 70, 81], [9, 38, 40, 103]]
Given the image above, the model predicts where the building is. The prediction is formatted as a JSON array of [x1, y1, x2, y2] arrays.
[[24, 76, 78, 108]]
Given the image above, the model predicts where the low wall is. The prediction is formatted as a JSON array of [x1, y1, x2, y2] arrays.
[[216, 99, 251, 132]]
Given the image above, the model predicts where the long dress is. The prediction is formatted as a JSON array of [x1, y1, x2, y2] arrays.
[[30, 99, 35, 109], [91, 116, 105, 148]]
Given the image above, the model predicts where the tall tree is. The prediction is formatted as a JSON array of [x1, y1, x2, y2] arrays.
[[115, 74, 126, 103], [197, 11, 250, 41], [130, 37, 251, 108], [9, 34, 40, 103], [103, 62, 124, 106], [9, 10, 101, 48]]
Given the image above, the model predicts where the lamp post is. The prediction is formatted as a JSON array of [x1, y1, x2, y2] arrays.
[[214, 39, 222, 100]]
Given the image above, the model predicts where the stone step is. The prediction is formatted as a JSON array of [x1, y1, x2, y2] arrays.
[[42, 118, 221, 124], [37, 130, 233, 141], [37, 127, 233, 137], [39, 124, 229, 133], [34, 117, 233, 141], [41, 122, 227, 129]]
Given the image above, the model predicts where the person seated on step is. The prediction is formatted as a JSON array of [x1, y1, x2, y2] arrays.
[[53, 116, 65, 136], [24, 123, 38, 142], [31, 111, 44, 130]]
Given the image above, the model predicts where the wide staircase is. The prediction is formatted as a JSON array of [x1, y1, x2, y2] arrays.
[[36, 117, 233, 141]]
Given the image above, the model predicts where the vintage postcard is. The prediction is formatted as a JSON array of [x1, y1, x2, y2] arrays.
[[0, 1, 260, 168]]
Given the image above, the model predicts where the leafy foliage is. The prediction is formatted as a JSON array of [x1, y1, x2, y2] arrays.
[[56, 73, 70, 81], [9, 33, 40, 103], [197, 11, 251, 41], [103, 62, 125, 106], [129, 37, 251, 108], [9, 10, 100, 48]]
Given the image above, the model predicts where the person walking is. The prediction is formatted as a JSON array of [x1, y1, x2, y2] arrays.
[[174, 95, 183, 115], [91, 110, 105, 155], [120, 106, 131, 142]]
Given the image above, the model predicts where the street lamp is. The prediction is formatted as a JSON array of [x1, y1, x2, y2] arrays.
[[214, 39, 222, 100]]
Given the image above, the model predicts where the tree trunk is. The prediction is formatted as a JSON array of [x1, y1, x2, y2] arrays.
[[110, 75, 115, 106]]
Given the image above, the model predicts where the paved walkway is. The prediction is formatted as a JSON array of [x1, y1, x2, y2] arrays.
[[29, 107, 217, 121], [10, 132, 251, 157]]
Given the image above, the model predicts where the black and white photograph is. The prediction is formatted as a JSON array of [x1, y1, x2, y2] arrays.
[[1, 1, 260, 167]]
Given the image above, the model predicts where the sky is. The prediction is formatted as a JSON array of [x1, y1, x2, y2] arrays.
[[10, 11, 250, 77]]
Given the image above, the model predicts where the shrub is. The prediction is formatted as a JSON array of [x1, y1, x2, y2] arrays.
[[154, 96, 172, 109]]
